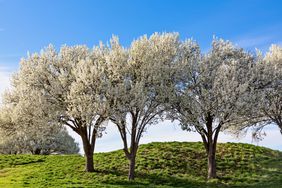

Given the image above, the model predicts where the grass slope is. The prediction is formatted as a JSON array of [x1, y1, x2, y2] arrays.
[[0, 142, 282, 187]]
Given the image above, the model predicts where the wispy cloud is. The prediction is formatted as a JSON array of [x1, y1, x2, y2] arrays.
[[0, 28, 4, 32], [0, 55, 22, 72], [234, 35, 274, 49], [276, 41, 282, 46], [232, 24, 282, 51]]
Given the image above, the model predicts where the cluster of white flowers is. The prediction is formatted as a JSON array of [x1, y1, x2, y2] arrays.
[[0, 33, 280, 178]]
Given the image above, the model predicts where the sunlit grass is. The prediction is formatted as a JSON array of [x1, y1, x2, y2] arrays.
[[0, 142, 282, 187]]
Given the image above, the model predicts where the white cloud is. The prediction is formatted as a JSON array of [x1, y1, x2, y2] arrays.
[[233, 35, 274, 50], [276, 41, 282, 46], [232, 24, 282, 51]]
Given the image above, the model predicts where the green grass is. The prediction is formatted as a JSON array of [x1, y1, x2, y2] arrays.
[[0, 142, 282, 187]]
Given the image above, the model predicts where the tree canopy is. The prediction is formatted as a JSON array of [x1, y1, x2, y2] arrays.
[[0, 33, 281, 180]]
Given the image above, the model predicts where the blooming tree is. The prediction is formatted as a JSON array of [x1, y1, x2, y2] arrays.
[[242, 45, 282, 137], [0, 90, 79, 155], [6, 45, 109, 171], [108, 33, 179, 180], [258, 45, 282, 133], [0, 124, 79, 155], [170, 39, 254, 179], [1, 33, 275, 181]]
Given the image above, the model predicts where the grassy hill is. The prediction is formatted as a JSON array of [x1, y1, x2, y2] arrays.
[[0, 142, 282, 187]]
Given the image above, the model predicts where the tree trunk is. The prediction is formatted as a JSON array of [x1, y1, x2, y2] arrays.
[[115, 112, 140, 181], [128, 154, 137, 180], [81, 134, 96, 172], [202, 113, 220, 179], [85, 151, 94, 172], [207, 146, 216, 179], [34, 148, 41, 155]]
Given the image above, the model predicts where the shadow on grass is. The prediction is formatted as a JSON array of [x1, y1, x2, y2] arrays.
[[95, 166, 282, 188], [17, 158, 45, 165], [95, 169, 208, 188]]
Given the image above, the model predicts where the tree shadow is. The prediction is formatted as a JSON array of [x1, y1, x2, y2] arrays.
[[95, 169, 210, 188], [95, 166, 282, 188]]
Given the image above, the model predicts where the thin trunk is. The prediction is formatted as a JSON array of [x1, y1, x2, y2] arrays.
[[202, 133, 217, 179], [207, 142, 216, 179], [128, 112, 138, 180], [128, 153, 137, 180], [124, 142, 138, 181], [81, 133, 96, 172], [85, 151, 94, 172], [204, 113, 219, 179], [115, 112, 140, 181]]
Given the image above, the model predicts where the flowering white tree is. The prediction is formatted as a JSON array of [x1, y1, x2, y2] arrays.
[[6, 45, 109, 171], [170, 39, 254, 179], [0, 124, 79, 155], [242, 45, 282, 137], [108, 33, 179, 180], [0, 91, 79, 155], [258, 45, 282, 133]]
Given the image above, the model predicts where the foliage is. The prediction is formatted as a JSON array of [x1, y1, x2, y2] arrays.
[[168, 38, 255, 178], [0, 125, 79, 155], [0, 32, 281, 177], [0, 44, 111, 171], [108, 33, 180, 179], [251, 45, 282, 135]]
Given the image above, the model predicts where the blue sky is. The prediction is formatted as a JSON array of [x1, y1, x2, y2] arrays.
[[1, 0, 282, 69], [0, 0, 282, 152]]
